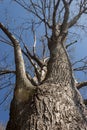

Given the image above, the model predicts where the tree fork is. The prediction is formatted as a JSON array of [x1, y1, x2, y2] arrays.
[[0, 22, 87, 129], [0, 23, 36, 129]]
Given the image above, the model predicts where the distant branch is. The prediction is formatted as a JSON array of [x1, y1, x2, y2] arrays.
[[24, 44, 45, 68], [73, 66, 87, 72], [0, 88, 12, 106], [0, 35, 13, 46], [68, 1, 87, 28], [0, 70, 15, 75], [72, 56, 87, 66], [15, 0, 52, 29], [66, 40, 77, 49], [76, 81, 87, 89], [68, 13, 82, 28], [31, 22, 36, 55]]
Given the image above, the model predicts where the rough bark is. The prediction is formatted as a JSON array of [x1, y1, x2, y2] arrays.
[[6, 32, 87, 130], [0, 0, 87, 129]]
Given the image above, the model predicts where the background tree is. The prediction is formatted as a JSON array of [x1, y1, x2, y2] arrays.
[[0, 0, 87, 129]]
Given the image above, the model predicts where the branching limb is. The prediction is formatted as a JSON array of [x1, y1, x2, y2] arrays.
[[24, 43, 48, 83], [72, 56, 87, 74], [14, 0, 52, 29], [24, 44, 43, 82], [24, 44, 45, 68], [0, 23, 48, 85], [0, 22, 33, 87], [26, 73, 38, 86], [0, 35, 13, 46], [0, 34, 37, 75], [0, 23, 26, 78], [68, 1, 87, 28], [58, 0, 73, 23], [72, 56, 87, 66]]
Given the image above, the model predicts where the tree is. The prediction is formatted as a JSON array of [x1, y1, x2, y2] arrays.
[[0, 0, 87, 129]]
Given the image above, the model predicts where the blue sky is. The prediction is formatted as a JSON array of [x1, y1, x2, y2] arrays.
[[0, 0, 87, 125]]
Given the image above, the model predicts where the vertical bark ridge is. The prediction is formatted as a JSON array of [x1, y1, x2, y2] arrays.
[[46, 36, 73, 85]]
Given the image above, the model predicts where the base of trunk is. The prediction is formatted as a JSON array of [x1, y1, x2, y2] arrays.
[[6, 82, 87, 130]]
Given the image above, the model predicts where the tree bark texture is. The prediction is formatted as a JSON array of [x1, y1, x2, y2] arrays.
[[6, 35, 87, 130]]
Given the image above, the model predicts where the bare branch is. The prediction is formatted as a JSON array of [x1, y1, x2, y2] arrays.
[[0, 82, 13, 90], [0, 70, 15, 75], [0, 23, 47, 84], [76, 81, 87, 89], [0, 23, 19, 44], [73, 66, 87, 72], [40, 0, 49, 37], [61, 0, 69, 32], [0, 88, 12, 106], [58, 0, 73, 23], [15, 0, 52, 29], [72, 56, 87, 66], [68, 1, 87, 28], [0, 23, 26, 78], [68, 13, 82, 28], [0, 35, 13, 46], [41, 38, 46, 59], [0, 34, 37, 74], [26, 73, 38, 86], [66, 40, 77, 49], [0, 23, 34, 87], [52, 0, 60, 26], [24, 44, 42, 82], [24, 44, 45, 68], [72, 56, 87, 74], [68, 0, 73, 5], [32, 22, 36, 55]]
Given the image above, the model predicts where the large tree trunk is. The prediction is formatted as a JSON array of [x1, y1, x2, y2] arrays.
[[6, 34, 87, 130]]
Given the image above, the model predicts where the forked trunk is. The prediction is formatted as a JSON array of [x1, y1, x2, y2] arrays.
[[6, 34, 87, 130]]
